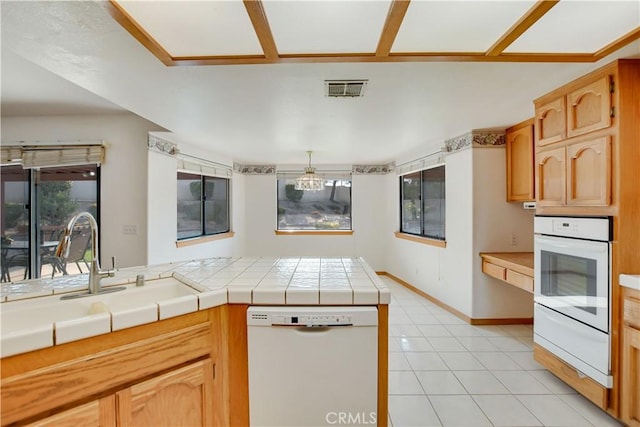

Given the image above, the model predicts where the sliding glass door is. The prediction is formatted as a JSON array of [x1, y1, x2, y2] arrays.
[[0, 165, 99, 282], [1, 165, 30, 282]]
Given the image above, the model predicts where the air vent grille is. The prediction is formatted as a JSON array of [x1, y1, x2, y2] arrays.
[[325, 80, 368, 97]]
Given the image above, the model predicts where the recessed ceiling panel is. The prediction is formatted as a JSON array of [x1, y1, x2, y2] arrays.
[[263, 0, 391, 54], [115, 0, 263, 56], [393, 0, 536, 52], [506, 1, 640, 53]]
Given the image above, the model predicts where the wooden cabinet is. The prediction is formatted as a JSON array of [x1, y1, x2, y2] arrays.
[[536, 146, 566, 207], [537, 136, 611, 208], [506, 119, 535, 202], [567, 137, 611, 206], [26, 397, 115, 427], [118, 359, 214, 427], [532, 58, 640, 419], [1, 309, 224, 427], [25, 360, 214, 427], [622, 289, 640, 427], [533, 65, 620, 214], [535, 97, 565, 146], [567, 76, 612, 138]]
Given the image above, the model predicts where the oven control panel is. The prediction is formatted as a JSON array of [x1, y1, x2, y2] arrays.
[[534, 216, 611, 241], [553, 220, 579, 235]]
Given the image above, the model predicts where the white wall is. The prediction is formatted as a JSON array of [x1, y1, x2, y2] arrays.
[[384, 146, 534, 320], [471, 148, 534, 318], [242, 173, 389, 271], [1, 114, 165, 268], [146, 144, 245, 265], [385, 149, 474, 316]]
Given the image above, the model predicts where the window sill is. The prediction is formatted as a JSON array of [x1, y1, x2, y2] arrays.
[[394, 231, 446, 248], [275, 230, 354, 236], [176, 231, 235, 248]]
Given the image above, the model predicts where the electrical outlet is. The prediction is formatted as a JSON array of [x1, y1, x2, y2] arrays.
[[123, 224, 137, 235], [511, 233, 518, 246]]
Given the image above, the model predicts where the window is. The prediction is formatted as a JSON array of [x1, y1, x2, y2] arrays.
[[400, 165, 445, 240], [1, 164, 100, 282], [177, 172, 229, 240], [277, 174, 352, 231]]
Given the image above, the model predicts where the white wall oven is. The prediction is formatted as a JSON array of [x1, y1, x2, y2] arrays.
[[534, 216, 613, 388]]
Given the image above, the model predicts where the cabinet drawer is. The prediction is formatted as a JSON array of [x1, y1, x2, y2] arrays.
[[482, 261, 506, 281], [505, 270, 534, 293], [625, 296, 640, 330]]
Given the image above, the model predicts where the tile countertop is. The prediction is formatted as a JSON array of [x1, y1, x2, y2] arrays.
[[0, 257, 389, 358], [620, 274, 640, 291]]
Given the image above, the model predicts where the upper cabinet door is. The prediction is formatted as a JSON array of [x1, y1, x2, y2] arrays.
[[506, 122, 535, 202], [567, 137, 611, 206], [567, 76, 612, 139], [535, 97, 566, 147], [536, 146, 566, 206]]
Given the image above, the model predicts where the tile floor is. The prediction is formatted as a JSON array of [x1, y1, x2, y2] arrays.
[[383, 276, 621, 427]]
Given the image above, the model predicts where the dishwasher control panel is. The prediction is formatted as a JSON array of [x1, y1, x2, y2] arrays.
[[274, 314, 352, 327], [247, 306, 378, 327]]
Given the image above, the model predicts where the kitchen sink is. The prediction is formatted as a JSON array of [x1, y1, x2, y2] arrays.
[[1, 276, 202, 335]]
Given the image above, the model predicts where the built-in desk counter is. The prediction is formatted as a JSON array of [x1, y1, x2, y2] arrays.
[[479, 252, 534, 293]]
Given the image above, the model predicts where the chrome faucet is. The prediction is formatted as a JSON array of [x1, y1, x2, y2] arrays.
[[56, 212, 124, 298]]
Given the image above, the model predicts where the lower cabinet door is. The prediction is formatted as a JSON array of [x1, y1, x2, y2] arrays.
[[117, 359, 214, 427], [622, 325, 640, 427], [26, 396, 115, 427]]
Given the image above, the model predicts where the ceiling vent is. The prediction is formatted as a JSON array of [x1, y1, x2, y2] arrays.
[[324, 80, 368, 98]]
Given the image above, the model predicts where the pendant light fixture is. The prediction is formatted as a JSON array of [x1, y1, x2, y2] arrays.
[[295, 151, 324, 191]]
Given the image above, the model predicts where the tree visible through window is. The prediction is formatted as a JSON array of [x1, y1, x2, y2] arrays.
[[277, 176, 352, 231], [1, 164, 99, 281]]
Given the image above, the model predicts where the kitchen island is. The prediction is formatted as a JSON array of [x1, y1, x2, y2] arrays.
[[0, 257, 389, 427]]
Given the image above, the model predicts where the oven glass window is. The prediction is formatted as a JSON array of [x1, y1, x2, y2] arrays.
[[540, 250, 598, 314]]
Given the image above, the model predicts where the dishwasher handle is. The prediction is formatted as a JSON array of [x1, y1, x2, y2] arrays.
[[273, 323, 354, 330]]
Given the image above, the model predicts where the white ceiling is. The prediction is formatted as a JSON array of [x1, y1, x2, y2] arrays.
[[1, 1, 639, 165]]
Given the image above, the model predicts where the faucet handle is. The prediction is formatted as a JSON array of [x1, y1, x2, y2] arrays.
[[111, 256, 117, 270]]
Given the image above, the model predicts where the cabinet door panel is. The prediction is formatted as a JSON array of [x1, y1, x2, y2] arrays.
[[26, 396, 115, 427], [567, 76, 612, 138], [535, 97, 566, 146], [536, 147, 566, 206], [567, 137, 611, 206], [506, 124, 534, 201], [117, 360, 214, 427], [622, 325, 640, 427]]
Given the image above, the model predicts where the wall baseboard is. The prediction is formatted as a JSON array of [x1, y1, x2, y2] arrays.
[[376, 271, 533, 326]]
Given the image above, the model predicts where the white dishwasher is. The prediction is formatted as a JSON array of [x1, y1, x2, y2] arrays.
[[247, 306, 378, 427]]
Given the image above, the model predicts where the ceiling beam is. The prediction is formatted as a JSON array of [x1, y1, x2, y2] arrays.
[[103, 1, 175, 66], [243, 0, 279, 60], [485, 0, 559, 57], [375, 0, 411, 57], [172, 52, 597, 67], [593, 26, 640, 59]]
